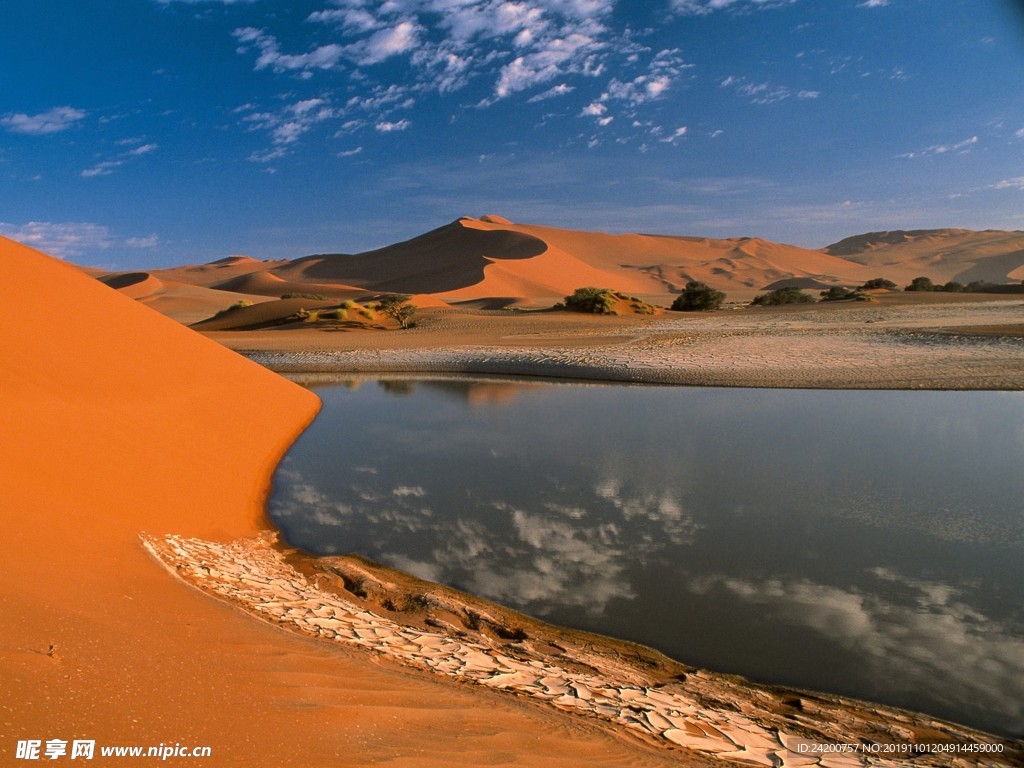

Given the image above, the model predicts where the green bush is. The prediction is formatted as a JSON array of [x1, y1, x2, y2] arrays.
[[339, 299, 356, 309], [671, 281, 726, 311], [322, 308, 348, 320], [751, 287, 815, 306], [905, 276, 935, 292], [564, 287, 617, 314], [211, 299, 253, 319], [281, 292, 326, 300], [819, 286, 858, 302], [941, 281, 965, 293], [860, 278, 898, 291]]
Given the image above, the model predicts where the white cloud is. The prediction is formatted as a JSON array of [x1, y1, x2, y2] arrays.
[[580, 101, 607, 117], [241, 97, 338, 160], [898, 135, 978, 159], [0, 221, 126, 258], [337, 146, 364, 157], [349, 21, 421, 65], [128, 143, 159, 156], [671, 0, 796, 15], [1, 106, 86, 135], [154, 0, 255, 4], [857, 0, 889, 7], [81, 160, 124, 178], [527, 83, 575, 102], [234, 27, 345, 73], [125, 234, 160, 248], [993, 177, 1024, 191], [661, 125, 688, 143], [375, 118, 411, 132], [693, 569, 1024, 727]]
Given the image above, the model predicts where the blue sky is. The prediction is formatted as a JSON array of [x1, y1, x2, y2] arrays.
[[1, 0, 1022, 268]]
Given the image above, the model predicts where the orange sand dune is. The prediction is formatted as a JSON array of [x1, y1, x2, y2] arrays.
[[104, 220, 1024, 315], [2, 235, 672, 767], [212, 269, 365, 299], [823, 228, 1024, 284], [98, 271, 165, 299]]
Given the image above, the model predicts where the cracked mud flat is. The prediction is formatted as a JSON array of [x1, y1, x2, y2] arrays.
[[142, 533, 1022, 768], [236, 300, 1024, 391]]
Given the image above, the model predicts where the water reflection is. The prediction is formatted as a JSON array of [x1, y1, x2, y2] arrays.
[[269, 378, 1024, 736]]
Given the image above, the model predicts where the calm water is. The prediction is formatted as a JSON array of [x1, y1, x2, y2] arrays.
[[269, 377, 1024, 737]]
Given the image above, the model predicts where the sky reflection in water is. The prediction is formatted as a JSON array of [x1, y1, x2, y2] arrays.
[[269, 378, 1024, 737]]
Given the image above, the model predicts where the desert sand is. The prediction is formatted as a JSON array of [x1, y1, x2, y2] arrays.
[[91, 218, 1024, 323], [1, 236, 693, 767], [209, 295, 1024, 391]]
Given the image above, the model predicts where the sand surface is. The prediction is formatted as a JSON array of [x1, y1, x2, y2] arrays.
[[1, 236, 689, 767], [210, 297, 1024, 390]]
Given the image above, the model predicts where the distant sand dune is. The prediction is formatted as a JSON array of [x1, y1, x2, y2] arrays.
[[88, 219, 1024, 315]]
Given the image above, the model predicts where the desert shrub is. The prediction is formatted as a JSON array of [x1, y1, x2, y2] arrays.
[[819, 286, 858, 302], [904, 276, 935, 292], [377, 294, 416, 329], [211, 299, 253, 319], [671, 281, 726, 311], [322, 308, 348, 320], [339, 299, 356, 309], [941, 281, 965, 293], [860, 278, 897, 291], [281, 292, 326, 300], [564, 287, 617, 314], [751, 287, 815, 306]]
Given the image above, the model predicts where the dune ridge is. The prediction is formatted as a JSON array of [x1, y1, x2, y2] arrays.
[[2, 235, 685, 767], [90, 218, 1024, 322]]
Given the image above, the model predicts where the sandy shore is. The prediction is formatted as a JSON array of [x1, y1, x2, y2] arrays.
[[212, 298, 1024, 390], [2, 238, 690, 768]]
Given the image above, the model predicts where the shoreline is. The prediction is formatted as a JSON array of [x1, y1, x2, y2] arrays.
[[208, 298, 1024, 391], [143, 532, 1023, 767]]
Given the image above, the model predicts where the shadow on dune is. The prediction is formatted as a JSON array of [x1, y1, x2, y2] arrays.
[[278, 219, 548, 295]]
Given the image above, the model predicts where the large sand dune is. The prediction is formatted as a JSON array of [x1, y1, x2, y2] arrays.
[[89, 219, 1024, 316], [823, 228, 1024, 285], [1, 235, 681, 767]]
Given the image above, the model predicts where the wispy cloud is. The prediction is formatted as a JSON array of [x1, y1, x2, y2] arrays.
[[375, 118, 411, 132], [721, 75, 818, 104], [993, 177, 1024, 191], [81, 160, 124, 178], [857, 0, 889, 7], [898, 135, 978, 159], [0, 221, 158, 258], [671, 0, 797, 15], [80, 138, 159, 178], [1, 106, 86, 135]]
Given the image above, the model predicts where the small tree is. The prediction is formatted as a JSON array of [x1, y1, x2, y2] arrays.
[[905, 276, 935, 292], [564, 287, 617, 314], [819, 286, 857, 302], [672, 281, 726, 311], [860, 278, 897, 291], [377, 294, 416, 329], [751, 286, 815, 306], [941, 281, 965, 293]]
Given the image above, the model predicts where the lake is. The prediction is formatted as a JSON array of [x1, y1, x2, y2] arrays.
[[268, 376, 1024, 737]]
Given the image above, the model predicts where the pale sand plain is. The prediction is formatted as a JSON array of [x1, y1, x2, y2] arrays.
[[5, 235, 1024, 767], [206, 294, 1024, 390]]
